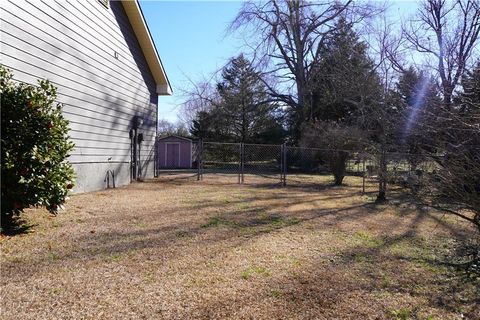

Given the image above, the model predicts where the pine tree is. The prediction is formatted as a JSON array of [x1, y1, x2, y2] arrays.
[[302, 19, 380, 186], [190, 55, 284, 143], [394, 67, 440, 168], [309, 18, 382, 124]]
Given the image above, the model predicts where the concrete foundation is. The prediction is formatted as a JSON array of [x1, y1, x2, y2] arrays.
[[72, 159, 155, 193]]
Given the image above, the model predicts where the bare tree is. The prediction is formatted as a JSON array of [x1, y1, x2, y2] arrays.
[[403, 0, 480, 106], [401, 1, 480, 229], [350, 13, 405, 202], [157, 119, 189, 137], [426, 63, 480, 233], [180, 78, 220, 126], [230, 0, 382, 140]]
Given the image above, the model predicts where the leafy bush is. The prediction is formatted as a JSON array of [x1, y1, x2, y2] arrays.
[[1, 66, 75, 230]]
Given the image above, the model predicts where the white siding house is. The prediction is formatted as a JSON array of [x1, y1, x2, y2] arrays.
[[0, 0, 172, 192]]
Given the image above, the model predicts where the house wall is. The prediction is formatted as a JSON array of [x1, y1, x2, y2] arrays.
[[0, 0, 158, 192], [157, 138, 192, 169]]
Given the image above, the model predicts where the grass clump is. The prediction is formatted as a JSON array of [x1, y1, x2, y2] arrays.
[[175, 230, 190, 238], [132, 220, 147, 228], [270, 289, 283, 298], [201, 216, 237, 228], [241, 265, 271, 279], [389, 307, 412, 320], [107, 253, 123, 262], [354, 230, 383, 247]]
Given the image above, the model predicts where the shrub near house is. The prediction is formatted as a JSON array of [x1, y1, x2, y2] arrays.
[[1, 66, 75, 230]]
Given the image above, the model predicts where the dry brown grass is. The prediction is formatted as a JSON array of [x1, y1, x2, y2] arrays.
[[1, 174, 478, 320]]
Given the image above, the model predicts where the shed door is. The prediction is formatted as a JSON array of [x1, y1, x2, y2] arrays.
[[166, 143, 180, 168]]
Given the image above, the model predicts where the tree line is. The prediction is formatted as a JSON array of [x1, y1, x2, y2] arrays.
[[176, 0, 479, 232]]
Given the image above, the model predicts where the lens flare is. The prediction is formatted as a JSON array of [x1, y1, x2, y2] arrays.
[[403, 74, 430, 139]]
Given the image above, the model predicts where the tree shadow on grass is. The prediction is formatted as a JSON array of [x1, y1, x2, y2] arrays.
[[251, 181, 357, 192], [188, 209, 479, 319], [328, 209, 479, 315], [0, 193, 375, 280], [3, 178, 477, 318], [1, 215, 37, 236]]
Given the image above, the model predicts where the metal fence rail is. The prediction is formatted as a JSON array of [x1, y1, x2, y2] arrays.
[[157, 139, 442, 193]]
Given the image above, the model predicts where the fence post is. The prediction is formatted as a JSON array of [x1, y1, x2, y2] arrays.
[[154, 139, 157, 178], [241, 143, 245, 184], [283, 143, 287, 186], [362, 158, 366, 194], [238, 143, 242, 184], [280, 144, 284, 185], [197, 139, 203, 181], [201, 139, 204, 181], [197, 140, 200, 181]]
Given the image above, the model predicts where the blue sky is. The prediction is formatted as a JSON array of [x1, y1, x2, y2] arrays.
[[140, 1, 420, 123]]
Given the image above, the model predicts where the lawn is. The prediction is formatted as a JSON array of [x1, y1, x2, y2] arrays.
[[1, 175, 478, 319]]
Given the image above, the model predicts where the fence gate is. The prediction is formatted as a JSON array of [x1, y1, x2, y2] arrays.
[[200, 142, 241, 184], [197, 141, 285, 185], [243, 143, 283, 184]]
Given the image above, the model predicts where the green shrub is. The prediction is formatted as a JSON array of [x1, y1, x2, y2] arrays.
[[1, 66, 75, 230]]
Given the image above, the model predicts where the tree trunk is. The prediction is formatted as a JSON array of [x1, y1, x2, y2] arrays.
[[474, 212, 480, 234], [376, 189, 386, 202], [376, 148, 387, 203], [334, 174, 345, 186], [330, 151, 348, 186]]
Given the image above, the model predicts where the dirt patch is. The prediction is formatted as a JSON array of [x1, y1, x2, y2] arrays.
[[1, 174, 478, 319]]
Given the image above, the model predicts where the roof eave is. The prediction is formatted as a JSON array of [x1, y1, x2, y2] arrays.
[[120, 0, 172, 96], [157, 84, 172, 96], [157, 135, 192, 142]]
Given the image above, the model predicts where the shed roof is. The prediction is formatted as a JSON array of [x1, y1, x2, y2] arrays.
[[120, 0, 172, 96], [157, 135, 193, 142]]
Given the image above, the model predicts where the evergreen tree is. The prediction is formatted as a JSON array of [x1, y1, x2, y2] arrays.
[[460, 62, 480, 115], [190, 109, 231, 141], [190, 55, 285, 143], [301, 19, 381, 186], [394, 67, 440, 167], [309, 18, 382, 124]]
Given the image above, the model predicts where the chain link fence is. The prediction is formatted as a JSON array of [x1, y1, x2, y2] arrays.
[[201, 142, 241, 183], [156, 140, 441, 194]]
